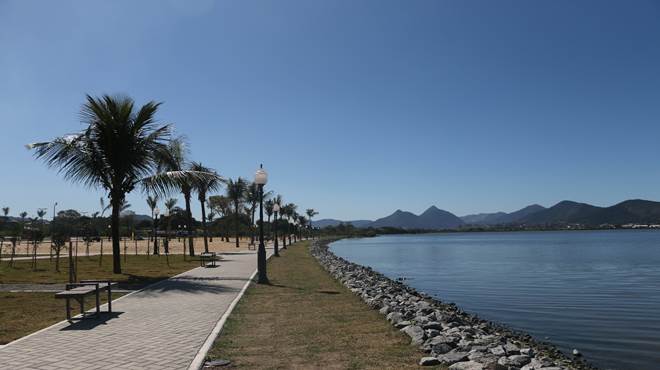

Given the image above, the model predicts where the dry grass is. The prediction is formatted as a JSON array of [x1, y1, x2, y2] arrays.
[[0, 254, 200, 289], [208, 241, 430, 369], [0, 292, 124, 344], [0, 236, 257, 257]]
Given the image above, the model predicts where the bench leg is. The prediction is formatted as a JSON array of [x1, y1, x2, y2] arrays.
[[79, 297, 84, 318], [66, 298, 71, 321], [96, 290, 100, 317], [108, 286, 112, 313]]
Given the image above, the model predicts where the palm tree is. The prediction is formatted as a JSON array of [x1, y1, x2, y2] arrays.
[[2, 207, 9, 218], [164, 198, 178, 255], [208, 195, 231, 242], [29, 94, 211, 273], [157, 138, 198, 256], [190, 162, 223, 253], [306, 208, 318, 239], [226, 178, 248, 248], [283, 203, 297, 245], [298, 215, 307, 240], [206, 207, 216, 242], [246, 182, 260, 245], [146, 195, 159, 254], [265, 199, 274, 224], [98, 197, 110, 265]]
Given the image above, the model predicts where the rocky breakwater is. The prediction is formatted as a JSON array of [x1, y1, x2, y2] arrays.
[[311, 240, 596, 370]]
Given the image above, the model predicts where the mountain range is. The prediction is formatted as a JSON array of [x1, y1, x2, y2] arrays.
[[313, 199, 660, 230]]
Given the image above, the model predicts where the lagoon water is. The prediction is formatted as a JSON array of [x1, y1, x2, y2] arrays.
[[330, 230, 660, 370]]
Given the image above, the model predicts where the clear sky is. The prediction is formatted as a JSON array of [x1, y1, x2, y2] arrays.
[[1, 0, 659, 221]]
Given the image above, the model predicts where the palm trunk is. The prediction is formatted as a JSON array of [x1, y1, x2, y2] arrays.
[[200, 198, 209, 253], [250, 207, 256, 244], [111, 199, 122, 274], [184, 191, 195, 256], [234, 201, 240, 248], [152, 209, 157, 254]]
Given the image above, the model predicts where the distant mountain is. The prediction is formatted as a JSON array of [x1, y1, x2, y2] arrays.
[[520, 199, 660, 226], [312, 219, 372, 228], [371, 206, 464, 230], [521, 201, 601, 225], [314, 199, 660, 230], [461, 204, 545, 225], [417, 206, 464, 229]]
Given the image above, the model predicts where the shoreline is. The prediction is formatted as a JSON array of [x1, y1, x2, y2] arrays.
[[311, 238, 597, 369]]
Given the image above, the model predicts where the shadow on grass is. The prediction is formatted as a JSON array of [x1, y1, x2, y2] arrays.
[[60, 312, 124, 331]]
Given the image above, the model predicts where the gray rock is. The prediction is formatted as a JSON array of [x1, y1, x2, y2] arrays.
[[423, 321, 444, 330], [520, 348, 534, 357], [386, 312, 402, 323], [394, 320, 412, 329], [489, 345, 506, 356], [437, 349, 469, 365], [419, 357, 441, 366], [521, 358, 555, 370], [401, 325, 425, 346], [426, 329, 441, 338], [503, 342, 521, 355], [430, 343, 453, 356], [498, 355, 530, 367], [448, 361, 484, 370], [378, 305, 390, 315]]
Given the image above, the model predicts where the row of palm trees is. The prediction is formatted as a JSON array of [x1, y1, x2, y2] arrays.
[[28, 94, 318, 274]]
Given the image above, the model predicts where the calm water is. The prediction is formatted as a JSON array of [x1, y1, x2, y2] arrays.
[[330, 230, 660, 370]]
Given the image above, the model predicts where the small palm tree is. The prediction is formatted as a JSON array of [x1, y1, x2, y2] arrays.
[[2, 207, 9, 218], [29, 94, 212, 273], [157, 138, 198, 256], [164, 198, 178, 255], [146, 195, 159, 253], [226, 178, 248, 248], [306, 208, 318, 239], [190, 162, 223, 253]]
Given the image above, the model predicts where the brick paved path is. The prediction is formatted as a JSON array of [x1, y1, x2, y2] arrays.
[[0, 249, 271, 369]]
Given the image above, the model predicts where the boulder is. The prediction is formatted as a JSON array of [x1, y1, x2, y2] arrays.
[[423, 321, 443, 330], [419, 357, 441, 366], [448, 361, 484, 370], [437, 349, 469, 365], [401, 325, 425, 346], [498, 355, 530, 367]]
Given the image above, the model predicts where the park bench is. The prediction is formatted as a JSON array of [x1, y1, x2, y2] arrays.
[[55, 280, 116, 321], [199, 252, 220, 268]]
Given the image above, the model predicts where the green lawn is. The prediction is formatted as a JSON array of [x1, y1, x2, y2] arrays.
[[0, 292, 124, 344], [208, 241, 430, 369], [0, 254, 200, 289]]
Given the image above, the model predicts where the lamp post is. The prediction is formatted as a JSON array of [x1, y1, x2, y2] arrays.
[[254, 164, 269, 284], [153, 207, 160, 255], [272, 203, 280, 257]]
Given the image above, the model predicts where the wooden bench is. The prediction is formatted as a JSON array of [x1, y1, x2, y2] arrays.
[[199, 252, 220, 268], [55, 280, 116, 321]]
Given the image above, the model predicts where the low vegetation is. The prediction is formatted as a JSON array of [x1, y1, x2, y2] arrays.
[[0, 292, 124, 344], [0, 255, 199, 289], [208, 241, 426, 369]]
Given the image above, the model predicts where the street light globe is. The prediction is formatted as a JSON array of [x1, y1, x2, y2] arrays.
[[273, 203, 280, 212], [254, 165, 268, 185]]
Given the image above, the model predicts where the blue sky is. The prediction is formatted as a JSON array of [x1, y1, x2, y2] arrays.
[[1, 0, 659, 221]]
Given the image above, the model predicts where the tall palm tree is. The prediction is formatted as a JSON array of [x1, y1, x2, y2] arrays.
[[306, 208, 318, 239], [283, 203, 297, 245], [226, 178, 248, 248], [265, 199, 274, 224], [246, 182, 260, 245], [190, 162, 223, 253], [146, 195, 159, 253], [157, 138, 198, 256], [29, 94, 211, 273], [164, 198, 178, 254], [208, 195, 231, 242], [206, 206, 216, 243], [298, 215, 307, 239]]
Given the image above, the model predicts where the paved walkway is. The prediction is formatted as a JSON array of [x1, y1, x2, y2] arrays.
[[0, 248, 273, 369]]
